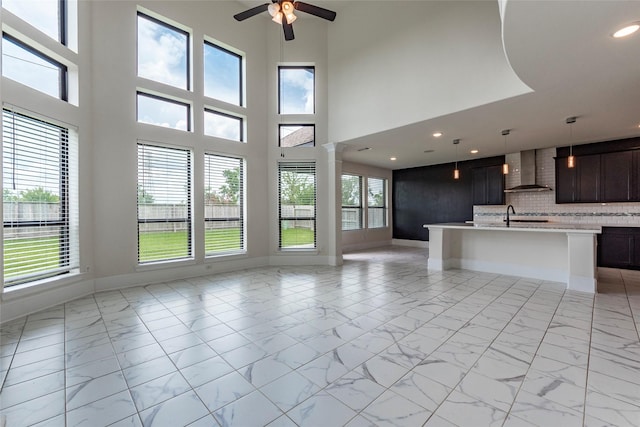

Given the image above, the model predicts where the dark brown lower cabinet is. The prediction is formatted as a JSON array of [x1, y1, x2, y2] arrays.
[[598, 227, 640, 270]]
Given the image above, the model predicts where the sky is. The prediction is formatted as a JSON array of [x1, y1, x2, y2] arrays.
[[3, 0, 59, 41], [2, 38, 60, 99], [280, 68, 314, 114]]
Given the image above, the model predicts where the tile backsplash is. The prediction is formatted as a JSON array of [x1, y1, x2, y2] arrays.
[[474, 148, 640, 226]]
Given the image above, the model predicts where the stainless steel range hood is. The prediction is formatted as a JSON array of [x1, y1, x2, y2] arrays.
[[504, 150, 553, 193]]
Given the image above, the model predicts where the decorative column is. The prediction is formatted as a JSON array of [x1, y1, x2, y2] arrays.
[[323, 142, 344, 266]]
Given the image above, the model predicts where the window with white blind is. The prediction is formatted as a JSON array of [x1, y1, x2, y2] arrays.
[[278, 162, 316, 249], [2, 33, 68, 101], [341, 174, 362, 231], [137, 143, 192, 263], [368, 177, 387, 228], [3, 109, 78, 286], [204, 154, 244, 255]]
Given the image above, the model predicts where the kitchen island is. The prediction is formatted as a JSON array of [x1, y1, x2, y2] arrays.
[[424, 222, 602, 293]]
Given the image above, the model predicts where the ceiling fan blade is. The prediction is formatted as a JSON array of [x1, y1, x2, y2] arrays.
[[294, 1, 336, 21], [282, 20, 295, 41], [234, 3, 270, 21]]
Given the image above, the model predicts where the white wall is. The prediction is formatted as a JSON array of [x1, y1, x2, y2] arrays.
[[327, 0, 531, 144]]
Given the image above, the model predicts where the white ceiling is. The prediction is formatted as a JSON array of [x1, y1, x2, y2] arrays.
[[241, 1, 640, 170]]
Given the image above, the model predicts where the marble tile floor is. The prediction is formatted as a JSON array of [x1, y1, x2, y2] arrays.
[[1, 246, 639, 427]]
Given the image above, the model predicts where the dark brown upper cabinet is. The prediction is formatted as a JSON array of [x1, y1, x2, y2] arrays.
[[601, 150, 634, 202], [556, 148, 640, 203], [472, 165, 504, 205]]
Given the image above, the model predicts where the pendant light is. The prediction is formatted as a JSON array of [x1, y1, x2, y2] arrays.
[[501, 129, 510, 175], [453, 139, 460, 179], [566, 116, 576, 168]]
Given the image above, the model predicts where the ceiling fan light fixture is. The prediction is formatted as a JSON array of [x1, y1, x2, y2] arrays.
[[267, 3, 280, 17], [281, 1, 294, 13], [272, 12, 283, 24], [285, 11, 297, 24]]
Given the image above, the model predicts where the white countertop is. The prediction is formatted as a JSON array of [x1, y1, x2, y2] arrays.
[[424, 222, 602, 234]]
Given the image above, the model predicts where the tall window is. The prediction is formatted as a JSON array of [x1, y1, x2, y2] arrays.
[[368, 177, 387, 228], [278, 162, 316, 249], [2, 34, 68, 101], [204, 109, 243, 141], [204, 154, 244, 255], [278, 66, 314, 114], [279, 124, 314, 148], [341, 175, 362, 230], [204, 42, 242, 106], [137, 144, 192, 263], [3, 0, 65, 44], [137, 92, 190, 131], [137, 12, 189, 90], [3, 109, 78, 286]]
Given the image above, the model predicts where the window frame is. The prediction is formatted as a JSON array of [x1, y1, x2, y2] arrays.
[[136, 11, 191, 91], [278, 162, 317, 250], [2, 32, 68, 101], [341, 174, 363, 231], [203, 108, 244, 142], [204, 153, 245, 256], [203, 40, 243, 106], [136, 91, 191, 132], [278, 124, 315, 148], [367, 177, 388, 229], [59, 0, 67, 45], [2, 109, 76, 286], [137, 143, 193, 264], [278, 65, 315, 115]]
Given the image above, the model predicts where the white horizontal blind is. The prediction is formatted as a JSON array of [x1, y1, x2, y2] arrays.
[[3, 109, 79, 285], [278, 162, 316, 249], [204, 153, 244, 255], [368, 177, 387, 228], [137, 143, 192, 263], [341, 174, 362, 230]]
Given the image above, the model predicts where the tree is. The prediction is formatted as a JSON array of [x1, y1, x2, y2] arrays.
[[3, 189, 18, 202], [341, 176, 360, 206], [219, 168, 240, 204], [368, 188, 384, 207], [137, 186, 154, 204], [280, 170, 315, 205], [20, 187, 59, 202]]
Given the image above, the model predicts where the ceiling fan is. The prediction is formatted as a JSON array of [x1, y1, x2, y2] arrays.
[[234, 1, 337, 41]]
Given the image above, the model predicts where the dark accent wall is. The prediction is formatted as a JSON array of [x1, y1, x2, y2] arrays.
[[393, 156, 504, 241]]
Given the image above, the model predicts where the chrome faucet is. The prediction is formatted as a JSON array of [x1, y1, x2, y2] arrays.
[[506, 204, 515, 227]]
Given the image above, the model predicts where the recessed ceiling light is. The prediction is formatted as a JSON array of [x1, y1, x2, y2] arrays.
[[470, 149, 479, 154], [613, 23, 639, 38], [432, 132, 443, 138], [390, 157, 397, 161]]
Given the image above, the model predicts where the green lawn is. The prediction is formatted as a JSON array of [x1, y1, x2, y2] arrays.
[[4, 227, 316, 278], [4, 236, 60, 280], [280, 227, 315, 248]]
